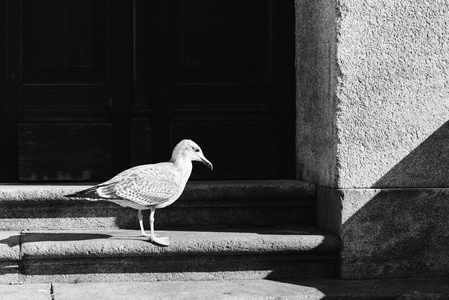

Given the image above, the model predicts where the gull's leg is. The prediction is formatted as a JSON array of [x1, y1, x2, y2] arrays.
[[137, 210, 150, 237], [149, 208, 169, 247]]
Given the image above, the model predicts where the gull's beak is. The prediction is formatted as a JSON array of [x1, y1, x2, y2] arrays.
[[198, 154, 213, 170]]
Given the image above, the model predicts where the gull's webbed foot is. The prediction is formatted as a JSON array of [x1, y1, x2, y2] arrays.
[[150, 236, 170, 247], [140, 232, 159, 238]]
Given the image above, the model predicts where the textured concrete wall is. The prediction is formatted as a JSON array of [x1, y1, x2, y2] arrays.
[[297, 0, 449, 279], [296, 0, 449, 189], [336, 0, 449, 188]]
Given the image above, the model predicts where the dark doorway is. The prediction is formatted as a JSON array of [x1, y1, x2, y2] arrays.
[[0, 0, 295, 182]]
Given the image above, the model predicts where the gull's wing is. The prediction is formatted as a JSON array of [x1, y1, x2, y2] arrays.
[[96, 162, 182, 207]]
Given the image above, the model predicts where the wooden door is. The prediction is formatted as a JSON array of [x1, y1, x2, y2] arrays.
[[146, 0, 295, 179], [0, 0, 294, 182], [0, 0, 133, 182]]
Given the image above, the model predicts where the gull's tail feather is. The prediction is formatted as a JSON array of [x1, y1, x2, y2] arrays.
[[65, 186, 102, 200]]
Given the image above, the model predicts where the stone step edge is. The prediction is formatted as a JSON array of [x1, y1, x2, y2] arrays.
[[2, 279, 448, 299], [0, 180, 316, 206], [56, 279, 449, 299], [0, 226, 339, 261]]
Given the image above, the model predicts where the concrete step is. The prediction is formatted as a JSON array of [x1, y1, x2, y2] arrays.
[[0, 226, 339, 284], [1, 279, 449, 300], [0, 180, 315, 230]]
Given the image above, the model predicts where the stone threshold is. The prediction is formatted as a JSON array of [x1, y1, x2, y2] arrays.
[[4, 278, 446, 300], [0, 226, 339, 283]]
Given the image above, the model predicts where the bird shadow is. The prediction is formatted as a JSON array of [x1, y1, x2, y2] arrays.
[[0, 226, 309, 249], [0, 232, 113, 247], [0, 235, 20, 248], [0, 232, 175, 249]]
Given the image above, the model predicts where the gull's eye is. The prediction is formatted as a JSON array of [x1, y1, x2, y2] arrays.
[[195, 148, 200, 153]]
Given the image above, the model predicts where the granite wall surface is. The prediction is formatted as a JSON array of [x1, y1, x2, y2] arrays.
[[296, 0, 449, 278]]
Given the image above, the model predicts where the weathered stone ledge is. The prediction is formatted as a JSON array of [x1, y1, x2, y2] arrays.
[[2, 278, 449, 299], [0, 180, 316, 230], [0, 180, 315, 206], [0, 227, 339, 283], [20, 227, 338, 259]]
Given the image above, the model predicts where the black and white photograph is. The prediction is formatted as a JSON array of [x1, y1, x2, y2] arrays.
[[0, 0, 448, 299]]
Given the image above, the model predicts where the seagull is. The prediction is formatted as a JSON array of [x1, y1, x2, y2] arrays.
[[65, 139, 213, 246]]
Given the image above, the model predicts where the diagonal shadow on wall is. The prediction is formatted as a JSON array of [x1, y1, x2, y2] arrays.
[[268, 125, 449, 296], [374, 121, 449, 188], [339, 121, 449, 279]]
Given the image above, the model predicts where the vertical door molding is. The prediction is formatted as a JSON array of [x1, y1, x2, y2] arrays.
[[130, 0, 152, 166]]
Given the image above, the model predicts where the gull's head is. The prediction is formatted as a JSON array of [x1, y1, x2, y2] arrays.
[[171, 139, 213, 170]]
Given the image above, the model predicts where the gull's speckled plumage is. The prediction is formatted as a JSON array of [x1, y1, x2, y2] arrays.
[[65, 139, 213, 246], [96, 162, 185, 209]]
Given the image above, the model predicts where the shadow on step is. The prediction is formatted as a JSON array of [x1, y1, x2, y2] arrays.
[[265, 278, 449, 298], [155, 226, 324, 235], [0, 232, 112, 246], [0, 226, 331, 248]]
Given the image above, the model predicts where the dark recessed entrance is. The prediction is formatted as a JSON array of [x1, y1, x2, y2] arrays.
[[0, 0, 295, 182]]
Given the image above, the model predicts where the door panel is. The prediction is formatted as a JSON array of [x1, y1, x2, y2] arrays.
[[171, 0, 269, 84], [148, 0, 295, 179], [22, 0, 107, 83], [15, 0, 132, 182], [18, 123, 112, 181]]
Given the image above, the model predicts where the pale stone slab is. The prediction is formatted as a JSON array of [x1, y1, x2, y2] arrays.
[[0, 232, 23, 284], [53, 280, 326, 300], [52, 279, 449, 300], [0, 262, 20, 285], [19, 228, 339, 283], [0, 284, 51, 300], [0, 231, 21, 261], [20, 228, 339, 259]]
